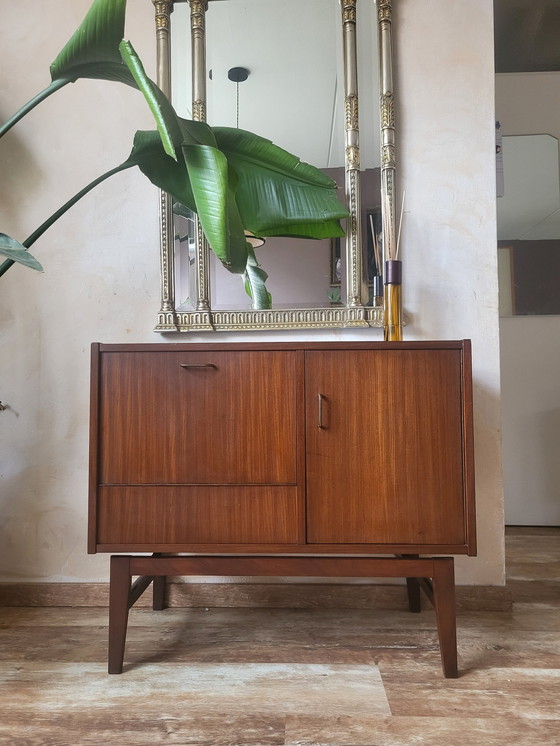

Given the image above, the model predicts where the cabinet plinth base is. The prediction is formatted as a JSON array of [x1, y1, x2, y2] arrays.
[[108, 554, 458, 678]]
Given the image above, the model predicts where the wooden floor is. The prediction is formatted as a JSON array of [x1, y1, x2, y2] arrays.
[[1, 527, 559, 745]]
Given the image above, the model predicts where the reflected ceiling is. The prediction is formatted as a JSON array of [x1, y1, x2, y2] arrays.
[[171, 0, 380, 170]]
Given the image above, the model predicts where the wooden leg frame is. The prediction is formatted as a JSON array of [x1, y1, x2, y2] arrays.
[[108, 555, 458, 678]]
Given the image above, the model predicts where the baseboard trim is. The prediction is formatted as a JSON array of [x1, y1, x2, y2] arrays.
[[0, 581, 513, 611]]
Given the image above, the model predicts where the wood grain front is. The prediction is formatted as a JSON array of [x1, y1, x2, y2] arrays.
[[97, 486, 299, 545], [89, 341, 475, 555], [305, 349, 467, 546], [97, 350, 299, 485]]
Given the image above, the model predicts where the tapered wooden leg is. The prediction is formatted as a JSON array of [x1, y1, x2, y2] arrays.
[[432, 558, 458, 678], [152, 575, 167, 611], [405, 577, 422, 612], [108, 556, 131, 674]]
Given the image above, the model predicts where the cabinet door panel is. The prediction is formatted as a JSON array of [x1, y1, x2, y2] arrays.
[[98, 351, 299, 485], [305, 350, 466, 545]]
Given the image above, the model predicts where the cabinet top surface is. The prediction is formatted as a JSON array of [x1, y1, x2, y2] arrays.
[[94, 340, 470, 353]]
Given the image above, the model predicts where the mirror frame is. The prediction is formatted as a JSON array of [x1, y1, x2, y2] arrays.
[[152, 0, 396, 332]]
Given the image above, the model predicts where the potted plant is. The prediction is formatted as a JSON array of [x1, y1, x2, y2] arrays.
[[0, 0, 347, 308]]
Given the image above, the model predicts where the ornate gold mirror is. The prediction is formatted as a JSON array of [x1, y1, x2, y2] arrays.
[[152, 0, 396, 332]]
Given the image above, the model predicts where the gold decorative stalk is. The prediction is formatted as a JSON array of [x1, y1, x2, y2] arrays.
[[341, 0, 367, 307], [192, 99, 206, 121], [153, 1, 173, 36], [189, 0, 211, 312], [152, 0, 175, 318], [378, 0, 396, 267]]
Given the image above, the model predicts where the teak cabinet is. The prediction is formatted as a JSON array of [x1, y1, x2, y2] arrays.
[[89, 341, 476, 676]]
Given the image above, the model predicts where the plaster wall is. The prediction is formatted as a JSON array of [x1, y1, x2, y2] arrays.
[[495, 72, 560, 524], [0, 0, 504, 584]]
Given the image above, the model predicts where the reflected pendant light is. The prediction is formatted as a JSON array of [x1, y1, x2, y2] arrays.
[[227, 66, 250, 128], [228, 66, 265, 249]]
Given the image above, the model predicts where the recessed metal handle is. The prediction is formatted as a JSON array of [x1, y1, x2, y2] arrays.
[[318, 393, 326, 429], [179, 363, 217, 369]]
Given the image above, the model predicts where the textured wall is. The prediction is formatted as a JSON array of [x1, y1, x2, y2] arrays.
[[0, 0, 160, 582], [0, 0, 504, 584], [392, 0, 504, 583]]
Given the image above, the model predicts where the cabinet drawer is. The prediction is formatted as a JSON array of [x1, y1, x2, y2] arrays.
[[96, 485, 300, 545], [96, 350, 300, 485]]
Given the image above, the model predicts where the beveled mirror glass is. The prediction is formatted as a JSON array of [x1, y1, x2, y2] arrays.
[[152, 0, 396, 332]]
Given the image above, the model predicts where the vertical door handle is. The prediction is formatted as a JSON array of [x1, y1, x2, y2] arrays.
[[318, 393, 326, 429]]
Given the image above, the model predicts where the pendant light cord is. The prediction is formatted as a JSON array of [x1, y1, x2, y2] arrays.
[[236, 81, 240, 128], [227, 67, 249, 129]]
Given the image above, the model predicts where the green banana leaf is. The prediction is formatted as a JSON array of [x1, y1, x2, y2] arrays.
[[118, 40, 179, 159], [1, 0, 347, 297], [1, 0, 125, 137], [128, 115, 248, 273], [133, 115, 347, 273], [175, 119, 247, 270], [0, 235, 43, 272], [178, 116, 219, 148], [243, 245, 272, 309], [131, 131, 195, 210], [174, 119, 248, 270], [131, 119, 349, 278], [51, 7, 178, 157], [182, 144, 248, 273], [50, 0, 126, 76], [212, 127, 347, 238], [130, 130, 247, 273], [1, 0, 176, 157]]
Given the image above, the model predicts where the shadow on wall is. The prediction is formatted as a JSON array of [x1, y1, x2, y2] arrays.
[[0, 109, 45, 236]]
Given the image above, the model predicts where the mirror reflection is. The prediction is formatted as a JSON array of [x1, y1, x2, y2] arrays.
[[497, 133, 560, 316], [170, 0, 381, 313]]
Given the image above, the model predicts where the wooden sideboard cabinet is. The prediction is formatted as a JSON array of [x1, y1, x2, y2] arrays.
[[89, 340, 476, 675]]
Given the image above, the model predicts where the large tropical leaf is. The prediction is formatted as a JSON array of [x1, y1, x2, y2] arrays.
[[50, 0, 127, 80], [127, 130, 247, 273], [212, 127, 348, 238], [2, 0, 181, 157], [1, 0, 131, 138], [136, 114, 248, 272], [50, 2, 178, 159], [2, 0, 155, 139], [129, 131, 195, 210], [0, 235, 43, 272], [182, 144, 248, 273], [178, 117, 218, 148], [243, 245, 272, 309], [119, 40, 179, 159]]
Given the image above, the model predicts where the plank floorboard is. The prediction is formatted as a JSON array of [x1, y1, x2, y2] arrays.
[[0, 527, 558, 745], [284, 715, 560, 746]]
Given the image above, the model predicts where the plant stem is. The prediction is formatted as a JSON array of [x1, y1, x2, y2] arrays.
[[0, 259, 15, 278], [0, 79, 70, 139], [0, 161, 134, 278]]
